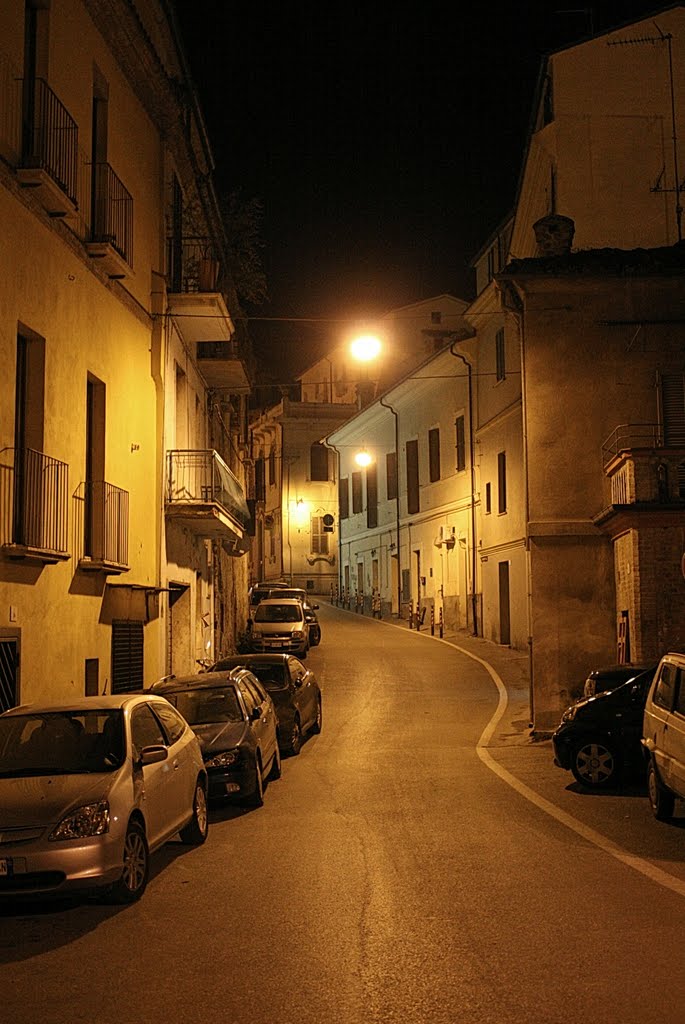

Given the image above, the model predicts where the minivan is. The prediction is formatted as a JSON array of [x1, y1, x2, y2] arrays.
[[642, 652, 685, 820]]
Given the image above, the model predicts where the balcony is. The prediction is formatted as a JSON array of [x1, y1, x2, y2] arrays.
[[594, 423, 685, 531], [73, 480, 129, 574], [85, 162, 133, 277], [16, 77, 78, 218], [166, 237, 249, 391], [0, 448, 70, 563], [165, 450, 251, 552]]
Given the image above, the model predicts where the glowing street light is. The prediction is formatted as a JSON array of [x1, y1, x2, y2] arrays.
[[350, 334, 382, 362], [354, 449, 373, 467]]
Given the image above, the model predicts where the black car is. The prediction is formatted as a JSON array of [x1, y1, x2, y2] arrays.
[[582, 663, 651, 698], [552, 669, 655, 789], [212, 654, 322, 755], [151, 669, 281, 806]]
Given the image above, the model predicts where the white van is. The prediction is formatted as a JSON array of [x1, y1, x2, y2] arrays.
[[642, 652, 685, 820]]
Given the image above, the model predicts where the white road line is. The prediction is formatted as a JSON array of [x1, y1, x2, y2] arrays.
[[373, 614, 685, 899]]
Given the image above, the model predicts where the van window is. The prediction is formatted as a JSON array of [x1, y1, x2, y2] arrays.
[[673, 669, 685, 716], [654, 663, 677, 710]]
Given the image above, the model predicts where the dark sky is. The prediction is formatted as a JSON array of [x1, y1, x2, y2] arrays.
[[173, 0, 667, 377]]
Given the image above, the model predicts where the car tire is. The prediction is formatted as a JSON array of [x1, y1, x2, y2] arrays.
[[247, 755, 264, 808], [311, 697, 322, 735], [269, 743, 282, 780], [288, 717, 302, 756], [179, 778, 209, 845], [106, 820, 149, 904], [570, 738, 619, 788], [648, 758, 675, 821]]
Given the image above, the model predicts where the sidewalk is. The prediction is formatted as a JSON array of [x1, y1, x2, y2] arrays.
[[333, 602, 543, 747]]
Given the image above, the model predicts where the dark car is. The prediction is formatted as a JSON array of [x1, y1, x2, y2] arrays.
[[151, 669, 281, 806], [582, 663, 651, 698], [212, 654, 322, 755], [552, 668, 655, 789]]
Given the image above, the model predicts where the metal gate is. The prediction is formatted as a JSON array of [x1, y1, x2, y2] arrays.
[[0, 638, 19, 713]]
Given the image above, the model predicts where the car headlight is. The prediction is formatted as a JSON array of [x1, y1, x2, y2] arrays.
[[205, 748, 241, 769], [560, 706, 577, 724], [292, 630, 304, 640], [49, 800, 110, 841]]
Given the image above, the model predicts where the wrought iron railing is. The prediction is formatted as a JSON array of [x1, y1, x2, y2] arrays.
[[602, 423, 663, 466], [21, 77, 78, 205], [73, 480, 129, 567], [166, 449, 251, 529], [0, 447, 69, 555], [91, 162, 133, 266], [166, 236, 220, 293]]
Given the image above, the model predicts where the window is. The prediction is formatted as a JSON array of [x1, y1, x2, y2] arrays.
[[498, 451, 507, 514], [485, 482, 491, 514], [310, 443, 329, 481], [386, 452, 397, 501], [111, 620, 143, 693], [339, 477, 349, 519], [431, 311, 442, 325], [428, 428, 440, 482], [311, 516, 329, 555], [654, 663, 677, 711], [153, 701, 186, 745], [487, 247, 496, 282], [254, 458, 265, 502], [495, 328, 505, 382], [268, 448, 275, 486], [130, 704, 165, 756], [406, 439, 419, 515], [366, 464, 378, 529], [352, 471, 362, 514], [455, 416, 465, 472]]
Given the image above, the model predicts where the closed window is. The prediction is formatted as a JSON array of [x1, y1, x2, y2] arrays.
[[111, 620, 143, 693], [495, 328, 505, 382], [153, 701, 186, 745], [406, 439, 419, 515], [498, 451, 507, 514], [311, 516, 329, 554], [455, 416, 465, 472], [366, 464, 378, 529], [131, 704, 165, 756], [352, 471, 362, 514], [428, 428, 440, 482], [654, 663, 677, 710], [386, 452, 397, 501], [339, 476, 349, 519], [485, 482, 491, 514], [310, 443, 329, 481], [268, 448, 275, 486]]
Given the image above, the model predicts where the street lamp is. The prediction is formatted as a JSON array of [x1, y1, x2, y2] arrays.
[[350, 333, 382, 362]]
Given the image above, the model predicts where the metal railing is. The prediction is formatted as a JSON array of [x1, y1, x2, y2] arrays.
[[91, 162, 133, 266], [0, 447, 69, 555], [166, 449, 251, 529], [602, 423, 663, 466], [166, 236, 221, 294], [21, 77, 78, 205], [73, 480, 129, 567]]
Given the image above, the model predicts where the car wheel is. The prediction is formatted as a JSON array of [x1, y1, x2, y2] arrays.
[[288, 717, 302, 756], [106, 820, 149, 904], [648, 758, 675, 821], [269, 743, 282, 780], [179, 778, 209, 845], [247, 755, 264, 808], [311, 697, 322, 735], [570, 739, 619, 788]]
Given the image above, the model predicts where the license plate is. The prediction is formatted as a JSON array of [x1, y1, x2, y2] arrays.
[[0, 859, 11, 876]]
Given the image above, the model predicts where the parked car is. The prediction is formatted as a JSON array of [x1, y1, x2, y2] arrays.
[[0, 695, 208, 903], [266, 588, 321, 646], [151, 669, 280, 806], [212, 654, 322, 754], [582, 663, 651, 698], [642, 652, 685, 820], [552, 668, 655, 788], [250, 597, 310, 657]]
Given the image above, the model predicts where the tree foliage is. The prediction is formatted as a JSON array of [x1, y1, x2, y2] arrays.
[[220, 189, 268, 308]]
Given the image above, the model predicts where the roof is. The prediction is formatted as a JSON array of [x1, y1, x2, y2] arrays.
[[499, 242, 685, 279]]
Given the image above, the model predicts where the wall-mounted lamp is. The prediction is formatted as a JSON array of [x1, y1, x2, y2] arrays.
[[355, 449, 373, 467]]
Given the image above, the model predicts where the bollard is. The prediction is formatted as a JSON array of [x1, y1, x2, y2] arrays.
[[439, 607, 444, 638], [430, 605, 435, 636], [408, 601, 414, 629]]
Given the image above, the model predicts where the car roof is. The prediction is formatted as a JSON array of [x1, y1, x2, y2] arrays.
[[151, 669, 253, 693], [215, 654, 293, 665], [1, 694, 161, 716], [257, 597, 303, 606]]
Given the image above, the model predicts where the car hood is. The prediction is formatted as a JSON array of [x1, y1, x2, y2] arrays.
[[192, 721, 247, 754], [0, 772, 116, 828]]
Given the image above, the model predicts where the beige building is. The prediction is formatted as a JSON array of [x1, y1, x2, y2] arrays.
[[0, 0, 251, 707]]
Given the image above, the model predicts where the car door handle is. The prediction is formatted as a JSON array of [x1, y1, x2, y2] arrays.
[[172, 759, 180, 770]]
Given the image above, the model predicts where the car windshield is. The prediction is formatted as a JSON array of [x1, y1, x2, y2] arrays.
[[255, 604, 302, 623], [0, 710, 125, 777], [249, 666, 288, 691], [165, 687, 243, 725], [249, 587, 272, 607]]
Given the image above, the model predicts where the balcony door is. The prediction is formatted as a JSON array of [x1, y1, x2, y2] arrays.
[[85, 375, 105, 558], [13, 330, 45, 546]]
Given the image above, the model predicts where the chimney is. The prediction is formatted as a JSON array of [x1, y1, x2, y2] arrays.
[[533, 214, 575, 257]]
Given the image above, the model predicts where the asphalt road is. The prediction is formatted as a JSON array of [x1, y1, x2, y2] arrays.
[[2, 602, 685, 1024]]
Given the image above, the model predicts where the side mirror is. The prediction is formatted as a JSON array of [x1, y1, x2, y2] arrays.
[[312, 603, 319, 610], [140, 744, 168, 766]]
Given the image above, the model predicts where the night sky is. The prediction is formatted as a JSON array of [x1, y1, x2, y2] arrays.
[[173, 0, 668, 378]]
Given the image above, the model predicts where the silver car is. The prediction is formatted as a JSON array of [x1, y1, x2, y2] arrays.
[[250, 597, 310, 657], [0, 694, 208, 903]]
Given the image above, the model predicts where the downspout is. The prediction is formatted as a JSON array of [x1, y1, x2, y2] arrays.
[[379, 396, 402, 617], [449, 341, 478, 636], [323, 439, 343, 598]]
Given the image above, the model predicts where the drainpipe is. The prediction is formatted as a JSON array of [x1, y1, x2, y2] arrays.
[[449, 341, 478, 636], [379, 396, 402, 617]]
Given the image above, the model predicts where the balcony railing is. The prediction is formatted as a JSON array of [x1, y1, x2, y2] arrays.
[[0, 448, 69, 560], [73, 480, 129, 571], [602, 423, 663, 467], [21, 77, 78, 206], [167, 236, 221, 294], [601, 423, 685, 506], [90, 162, 133, 266], [166, 450, 251, 531]]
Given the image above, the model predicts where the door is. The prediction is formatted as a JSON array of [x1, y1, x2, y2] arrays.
[[130, 704, 182, 848], [498, 561, 511, 646], [290, 659, 317, 731]]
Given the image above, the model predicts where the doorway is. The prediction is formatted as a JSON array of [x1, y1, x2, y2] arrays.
[[498, 561, 511, 646]]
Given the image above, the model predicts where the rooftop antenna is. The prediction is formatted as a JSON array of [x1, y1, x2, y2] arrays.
[[608, 23, 683, 242]]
